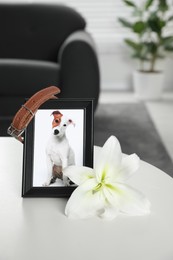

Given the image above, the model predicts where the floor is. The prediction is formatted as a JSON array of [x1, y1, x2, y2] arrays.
[[99, 91, 173, 162]]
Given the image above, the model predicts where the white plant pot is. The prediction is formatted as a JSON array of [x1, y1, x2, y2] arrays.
[[133, 70, 164, 100]]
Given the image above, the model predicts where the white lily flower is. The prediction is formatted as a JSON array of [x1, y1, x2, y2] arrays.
[[64, 136, 151, 220]]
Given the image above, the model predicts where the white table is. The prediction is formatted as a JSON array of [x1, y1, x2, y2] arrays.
[[0, 137, 173, 260]]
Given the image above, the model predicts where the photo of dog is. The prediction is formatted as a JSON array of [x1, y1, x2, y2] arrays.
[[43, 110, 76, 186], [32, 108, 84, 187]]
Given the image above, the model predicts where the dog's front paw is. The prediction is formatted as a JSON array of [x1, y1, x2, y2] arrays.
[[42, 182, 50, 187], [63, 176, 71, 186]]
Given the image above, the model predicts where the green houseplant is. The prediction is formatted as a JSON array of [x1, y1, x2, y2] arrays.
[[119, 0, 173, 99]]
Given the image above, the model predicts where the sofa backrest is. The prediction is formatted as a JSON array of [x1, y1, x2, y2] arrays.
[[0, 3, 86, 62]]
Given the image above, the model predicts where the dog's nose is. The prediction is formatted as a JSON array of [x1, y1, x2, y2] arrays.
[[54, 129, 59, 135]]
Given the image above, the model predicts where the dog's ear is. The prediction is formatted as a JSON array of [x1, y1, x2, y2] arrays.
[[68, 119, 75, 127], [51, 111, 63, 128], [51, 111, 63, 117]]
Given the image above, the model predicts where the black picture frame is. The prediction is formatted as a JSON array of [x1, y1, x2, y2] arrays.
[[22, 99, 94, 197]]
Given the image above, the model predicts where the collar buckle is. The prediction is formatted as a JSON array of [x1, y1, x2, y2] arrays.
[[7, 125, 25, 140]]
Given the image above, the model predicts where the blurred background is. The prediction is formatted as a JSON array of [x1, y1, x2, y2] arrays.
[[0, 0, 173, 176]]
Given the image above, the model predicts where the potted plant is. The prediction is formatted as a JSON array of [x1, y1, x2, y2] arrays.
[[119, 0, 173, 100]]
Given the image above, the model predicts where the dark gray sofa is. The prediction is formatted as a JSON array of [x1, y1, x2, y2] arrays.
[[0, 3, 100, 121]]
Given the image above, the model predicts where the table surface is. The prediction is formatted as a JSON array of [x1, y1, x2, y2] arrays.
[[0, 137, 173, 260]]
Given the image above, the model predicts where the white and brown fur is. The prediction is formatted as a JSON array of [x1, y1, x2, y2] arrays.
[[43, 111, 75, 186]]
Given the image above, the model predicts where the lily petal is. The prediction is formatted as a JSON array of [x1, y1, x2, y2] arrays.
[[115, 154, 140, 182], [99, 206, 119, 221], [101, 183, 123, 207], [65, 178, 104, 219], [115, 183, 151, 216], [100, 182, 150, 216], [95, 136, 122, 182], [63, 166, 95, 185]]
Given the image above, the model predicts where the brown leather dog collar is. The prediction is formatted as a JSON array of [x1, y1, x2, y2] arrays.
[[7, 86, 60, 143]]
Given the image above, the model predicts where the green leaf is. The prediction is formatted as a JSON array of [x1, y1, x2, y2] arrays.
[[147, 13, 165, 34], [123, 0, 136, 7], [145, 0, 154, 10], [164, 46, 173, 51], [158, 0, 168, 12], [133, 21, 146, 34], [132, 53, 150, 61], [162, 36, 173, 45], [168, 15, 173, 22], [159, 20, 166, 28], [162, 37, 173, 52], [118, 18, 132, 28], [124, 39, 142, 51]]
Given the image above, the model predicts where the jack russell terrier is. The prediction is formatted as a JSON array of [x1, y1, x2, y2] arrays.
[[43, 110, 75, 186]]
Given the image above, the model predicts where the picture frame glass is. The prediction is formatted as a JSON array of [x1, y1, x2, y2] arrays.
[[22, 99, 93, 197]]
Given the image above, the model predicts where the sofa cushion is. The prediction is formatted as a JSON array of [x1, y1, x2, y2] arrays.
[[0, 4, 86, 61], [0, 59, 60, 96]]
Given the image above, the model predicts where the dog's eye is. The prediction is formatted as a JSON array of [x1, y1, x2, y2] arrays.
[[55, 120, 59, 123], [63, 124, 67, 127]]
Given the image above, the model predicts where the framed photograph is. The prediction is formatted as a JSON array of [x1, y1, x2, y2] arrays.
[[22, 99, 94, 197]]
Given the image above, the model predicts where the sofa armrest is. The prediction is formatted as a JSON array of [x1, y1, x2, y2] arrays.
[[58, 31, 100, 110]]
